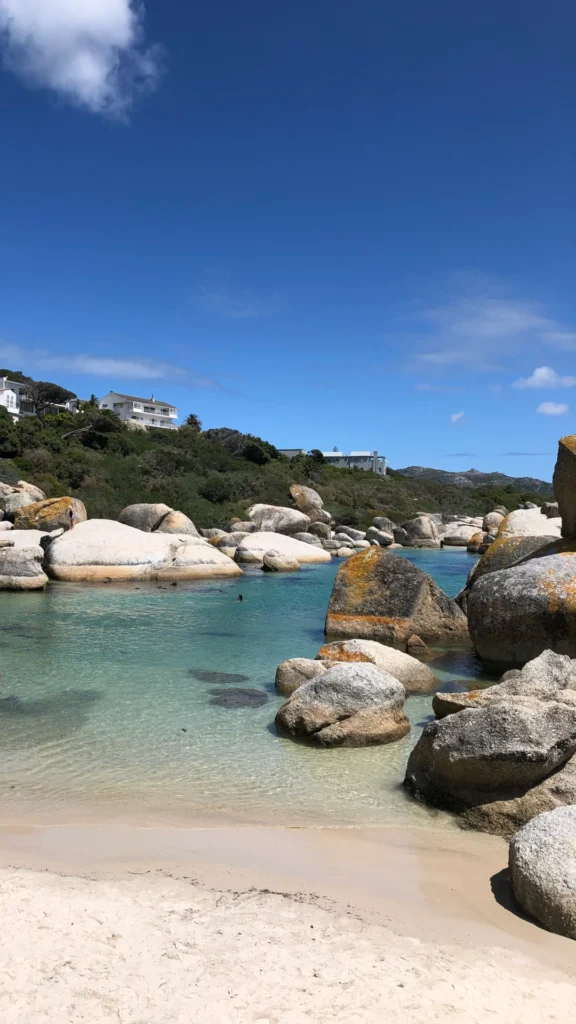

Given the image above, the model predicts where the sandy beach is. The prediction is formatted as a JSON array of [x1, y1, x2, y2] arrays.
[[0, 822, 574, 1023]]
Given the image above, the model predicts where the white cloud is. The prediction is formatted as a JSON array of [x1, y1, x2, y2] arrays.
[[513, 366, 576, 390], [450, 411, 465, 423], [0, 0, 160, 117], [0, 341, 218, 387], [537, 402, 569, 416]]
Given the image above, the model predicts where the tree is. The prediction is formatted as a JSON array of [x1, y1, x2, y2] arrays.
[[185, 412, 203, 432], [23, 380, 77, 417], [308, 449, 324, 463]]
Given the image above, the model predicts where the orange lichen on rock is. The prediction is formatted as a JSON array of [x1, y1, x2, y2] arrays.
[[316, 643, 372, 663]]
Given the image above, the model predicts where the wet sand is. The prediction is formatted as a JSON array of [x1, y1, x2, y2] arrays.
[[0, 822, 574, 1022]]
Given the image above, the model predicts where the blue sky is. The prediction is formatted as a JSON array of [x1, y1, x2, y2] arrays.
[[0, 0, 575, 481]]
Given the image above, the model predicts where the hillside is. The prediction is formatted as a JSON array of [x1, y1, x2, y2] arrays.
[[0, 404, 552, 528], [396, 465, 553, 495]]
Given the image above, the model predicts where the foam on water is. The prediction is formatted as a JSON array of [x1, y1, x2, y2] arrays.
[[0, 549, 488, 827]]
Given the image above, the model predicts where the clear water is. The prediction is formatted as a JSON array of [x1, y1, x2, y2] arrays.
[[0, 549, 489, 828]]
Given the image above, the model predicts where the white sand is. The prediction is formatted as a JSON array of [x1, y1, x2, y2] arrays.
[[0, 825, 574, 1022]]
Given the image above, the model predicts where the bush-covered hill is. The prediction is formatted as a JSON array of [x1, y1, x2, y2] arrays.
[[397, 465, 552, 494], [0, 405, 552, 528]]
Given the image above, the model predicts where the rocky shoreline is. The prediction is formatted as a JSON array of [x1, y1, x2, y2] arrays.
[[2, 435, 576, 939]]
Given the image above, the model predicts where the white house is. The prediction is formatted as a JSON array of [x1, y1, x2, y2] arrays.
[[0, 376, 78, 420], [98, 391, 179, 430], [0, 388, 18, 416], [278, 447, 387, 475]]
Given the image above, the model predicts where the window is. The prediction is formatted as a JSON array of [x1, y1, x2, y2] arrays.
[[161, 408, 169, 415], [144, 405, 156, 413]]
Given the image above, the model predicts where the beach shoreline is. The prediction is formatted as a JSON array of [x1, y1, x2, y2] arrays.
[[0, 821, 574, 1022]]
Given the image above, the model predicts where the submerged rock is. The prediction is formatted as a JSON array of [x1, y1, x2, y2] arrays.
[[325, 547, 468, 647], [316, 638, 437, 694], [510, 806, 576, 939], [275, 662, 409, 747], [190, 669, 250, 684], [209, 687, 268, 708]]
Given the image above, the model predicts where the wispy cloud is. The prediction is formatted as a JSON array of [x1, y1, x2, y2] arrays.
[[447, 451, 476, 457], [450, 411, 465, 423], [412, 292, 576, 375], [0, 342, 218, 387], [513, 366, 576, 390], [501, 451, 552, 457], [537, 402, 569, 416], [0, 0, 161, 118], [415, 382, 465, 393], [542, 331, 576, 351], [196, 285, 278, 319]]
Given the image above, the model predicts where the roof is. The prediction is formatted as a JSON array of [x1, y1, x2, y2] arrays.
[[349, 451, 371, 457], [106, 392, 176, 407], [322, 451, 344, 457]]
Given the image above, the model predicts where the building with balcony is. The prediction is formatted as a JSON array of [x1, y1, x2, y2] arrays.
[[98, 391, 179, 430], [278, 447, 386, 475], [0, 376, 79, 420]]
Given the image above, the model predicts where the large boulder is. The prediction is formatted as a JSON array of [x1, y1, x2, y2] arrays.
[[553, 434, 576, 538], [262, 549, 301, 572], [316, 638, 437, 694], [226, 520, 258, 534], [13, 496, 87, 532], [0, 544, 48, 590], [496, 507, 561, 539], [308, 521, 331, 540], [275, 658, 328, 696], [468, 551, 576, 666], [44, 519, 242, 581], [292, 532, 322, 546], [325, 547, 468, 647], [365, 526, 394, 546], [442, 524, 482, 547], [235, 532, 331, 565], [398, 515, 440, 548], [483, 510, 505, 534], [510, 806, 576, 939], [118, 503, 173, 533], [432, 650, 576, 718], [2, 491, 36, 516], [542, 501, 560, 519], [16, 481, 46, 502], [372, 516, 396, 533], [461, 755, 576, 838], [335, 526, 366, 541], [275, 662, 409, 747], [457, 534, 560, 612], [247, 503, 310, 535], [405, 699, 576, 807], [153, 510, 200, 536], [289, 484, 332, 525]]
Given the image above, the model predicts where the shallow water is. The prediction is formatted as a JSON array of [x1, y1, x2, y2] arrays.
[[0, 549, 489, 828]]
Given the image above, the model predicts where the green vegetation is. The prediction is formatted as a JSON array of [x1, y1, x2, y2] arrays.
[[0, 404, 552, 528]]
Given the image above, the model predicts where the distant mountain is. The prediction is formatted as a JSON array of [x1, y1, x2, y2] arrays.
[[395, 466, 553, 495]]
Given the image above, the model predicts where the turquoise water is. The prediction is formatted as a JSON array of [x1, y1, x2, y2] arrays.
[[0, 549, 487, 828]]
